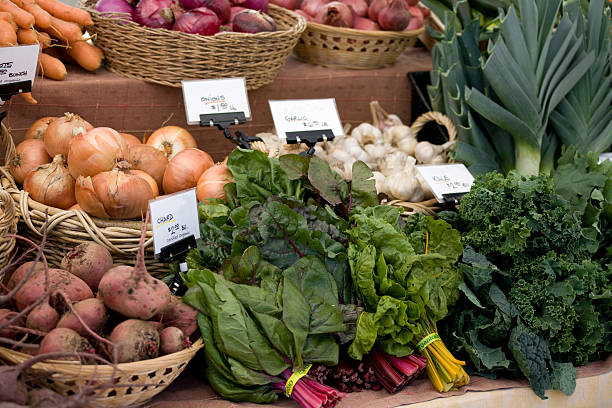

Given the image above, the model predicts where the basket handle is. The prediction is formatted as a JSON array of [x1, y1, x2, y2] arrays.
[[410, 111, 457, 142], [1, 124, 15, 167]]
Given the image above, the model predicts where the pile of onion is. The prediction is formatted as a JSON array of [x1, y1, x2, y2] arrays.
[[127, 144, 168, 192], [163, 148, 214, 194], [146, 126, 197, 160], [25, 116, 58, 140], [9, 139, 51, 185], [44, 113, 93, 158], [196, 160, 233, 202], [23, 155, 76, 210], [67, 127, 128, 179]]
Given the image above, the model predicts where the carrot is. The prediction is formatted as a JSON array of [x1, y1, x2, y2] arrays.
[[20, 92, 37, 104], [0, 11, 17, 30], [0, 0, 34, 28], [17, 27, 50, 46], [38, 52, 66, 80], [66, 40, 102, 71], [34, 0, 92, 26], [45, 15, 81, 42], [0, 18, 17, 45], [10, 0, 51, 29]]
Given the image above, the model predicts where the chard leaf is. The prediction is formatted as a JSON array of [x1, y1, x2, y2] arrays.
[[279, 154, 310, 181], [307, 156, 349, 206], [204, 364, 277, 404], [348, 311, 378, 360], [350, 161, 378, 208]]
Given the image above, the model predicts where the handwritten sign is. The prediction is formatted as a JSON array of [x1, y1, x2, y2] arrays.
[[416, 164, 474, 203], [0, 44, 39, 86], [148, 189, 200, 255], [599, 153, 612, 164], [182, 78, 251, 125], [269, 98, 343, 140]]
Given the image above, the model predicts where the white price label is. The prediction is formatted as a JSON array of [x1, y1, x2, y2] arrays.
[[269, 98, 344, 140], [416, 164, 475, 203], [0, 44, 39, 86], [599, 153, 612, 164], [148, 189, 200, 255], [181, 78, 251, 125]]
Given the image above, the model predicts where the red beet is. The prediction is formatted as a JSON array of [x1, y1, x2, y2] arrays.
[[110, 319, 160, 362], [57, 298, 108, 336], [155, 296, 198, 336], [61, 242, 113, 291], [39, 328, 95, 358], [0, 308, 24, 339], [14, 269, 93, 311], [26, 302, 59, 332], [160, 326, 190, 354]]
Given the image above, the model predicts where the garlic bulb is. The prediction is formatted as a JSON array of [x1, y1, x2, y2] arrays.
[[397, 137, 418, 156], [383, 125, 413, 146], [383, 168, 423, 202], [415, 140, 455, 164], [371, 171, 386, 194], [314, 144, 327, 160], [417, 172, 434, 199], [379, 150, 409, 176], [339, 138, 370, 162], [351, 123, 383, 145], [328, 148, 353, 165], [364, 144, 390, 161], [430, 154, 447, 164]]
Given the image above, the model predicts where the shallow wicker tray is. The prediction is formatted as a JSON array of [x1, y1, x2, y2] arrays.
[[0, 338, 203, 407], [81, 2, 306, 89], [0, 188, 17, 269], [293, 21, 425, 69], [0, 125, 168, 278]]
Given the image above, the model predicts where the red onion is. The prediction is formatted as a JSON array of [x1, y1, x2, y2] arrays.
[[173, 7, 222, 34], [230, 6, 248, 20], [232, 9, 276, 32], [179, 0, 230, 21], [406, 0, 418, 4], [135, 0, 176, 28], [232, 0, 269, 12], [314, 1, 352, 27], [338, 0, 366, 16], [95, 0, 134, 20], [405, 5, 423, 30], [377, 0, 410, 31], [301, 0, 329, 17], [293, 9, 313, 20], [367, 0, 386, 21], [270, 0, 296, 9], [353, 15, 379, 30]]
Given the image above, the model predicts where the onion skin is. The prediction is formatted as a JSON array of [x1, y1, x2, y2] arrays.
[[146, 126, 197, 160], [10, 139, 52, 185], [173, 7, 221, 34], [95, 0, 135, 20], [163, 148, 214, 194], [75, 162, 155, 219], [134, 0, 176, 28], [44, 113, 93, 158], [120, 132, 142, 147], [292, 9, 312, 20], [301, 0, 329, 17], [196, 162, 234, 202], [314, 1, 352, 27], [132, 169, 159, 196], [269, 0, 294, 9], [367, 0, 386, 20], [67, 127, 128, 179], [23, 155, 76, 210], [232, 0, 268, 12], [377, 0, 410, 31], [179, 0, 230, 22], [230, 5, 247, 20], [25, 116, 58, 140], [353, 15, 379, 30], [127, 144, 168, 192], [338, 0, 367, 16], [232, 9, 276, 33]]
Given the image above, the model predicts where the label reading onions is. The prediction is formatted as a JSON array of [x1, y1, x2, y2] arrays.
[[181, 77, 251, 125], [149, 188, 200, 255]]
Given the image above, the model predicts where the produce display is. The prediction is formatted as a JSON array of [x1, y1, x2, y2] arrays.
[[9, 114, 228, 218], [0, 0, 103, 83], [273, 0, 429, 31], [95, 0, 279, 34]]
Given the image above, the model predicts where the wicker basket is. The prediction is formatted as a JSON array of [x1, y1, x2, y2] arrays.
[[81, 2, 306, 89], [0, 188, 17, 269], [0, 125, 169, 278], [0, 338, 203, 407], [293, 21, 425, 69]]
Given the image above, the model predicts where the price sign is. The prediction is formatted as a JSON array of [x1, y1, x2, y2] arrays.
[[269, 98, 344, 140], [181, 78, 251, 125], [148, 189, 200, 255], [599, 152, 612, 164], [416, 164, 475, 203], [0, 44, 38, 86]]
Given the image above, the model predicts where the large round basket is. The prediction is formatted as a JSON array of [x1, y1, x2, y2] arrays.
[[0, 338, 203, 407], [0, 188, 17, 269], [81, 2, 306, 89], [293, 21, 425, 69], [0, 125, 168, 278]]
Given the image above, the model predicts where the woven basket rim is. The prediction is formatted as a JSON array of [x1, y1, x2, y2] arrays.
[[302, 20, 426, 39]]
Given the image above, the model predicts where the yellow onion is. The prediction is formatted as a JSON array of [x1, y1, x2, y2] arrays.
[[132, 170, 159, 197], [23, 155, 76, 209], [25, 116, 58, 140], [196, 162, 233, 202], [67, 127, 128, 179], [120, 132, 142, 147], [44, 113, 93, 158], [75, 161, 155, 219], [163, 148, 214, 194], [9, 139, 52, 185], [146, 126, 197, 160], [127, 144, 168, 192]]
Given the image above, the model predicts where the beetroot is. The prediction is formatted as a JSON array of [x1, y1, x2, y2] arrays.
[[110, 319, 160, 362], [61, 242, 113, 291], [0, 308, 24, 339], [39, 328, 94, 358], [7, 261, 44, 290], [155, 296, 198, 336], [26, 302, 59, 332], [160, 326, 189, 354], [14, 269, 93, 311], [57, 298, 108, 336]]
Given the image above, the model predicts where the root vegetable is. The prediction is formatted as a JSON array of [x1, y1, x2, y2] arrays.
[[196, 161, 233, 202], [232, 9, 276, 33], [0, 0, 34, 28], [162, 148, 214, 194], [38, 52, 67, 80], [35, 0, 93, 26], [414, 140, 454, 164], [23, 155, 76, 210], [44, 113, 92, 157], [314, 1, 352, 27], [127, 144, 167, 192], [0, 18, 16, 45], [61, 242, 113, 290], [146, 125, 196, 160], [17, 0, 52, 29], [14, 268, 93, 311], [0, 11, 17, 30], [7, 261, 44, 290], [57, 298, 107, 336], [67, 127, 128, 179], [66, 40, 103, 72], [160, 326, 189, 354], [109, 319, 159, 362], [38, 328, 94, 358], [120, 132, 141, 147], [9, 139, 51, 185], [155, 296, 198, 336], [0, 308, 24, 338], [45, 15, 83, 42], [26, 301, 59, 332], [132, 169, 159, 196]]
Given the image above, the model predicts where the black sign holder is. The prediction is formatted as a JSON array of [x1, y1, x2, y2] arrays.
[[159, 234, 197, 296], [440, 192, 466, 206], [285, 129, 335, 156], [200, 112, 263, 149], [0, 80, 32, 126]]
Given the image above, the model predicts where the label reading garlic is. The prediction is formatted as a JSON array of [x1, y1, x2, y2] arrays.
[[182, 78, 251, 125], [269, 99, 344, 140], [149, 188, 200, 255], [416, 164, 475, 203]]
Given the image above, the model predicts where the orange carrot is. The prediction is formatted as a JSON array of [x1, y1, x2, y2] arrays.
[[16, 27, 49, 46], [10, 0, 52, 29], [45, 15, 81, 42], [21, 92, 37, 104], [38, 52, 65, 80], [0, 18, 17, 45], [0, 11, 17, 30], [66, 40, 102, 71], [34, 0, 92, 26], [0, 0, 34, 28]]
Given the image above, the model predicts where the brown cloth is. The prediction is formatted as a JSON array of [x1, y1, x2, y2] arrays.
[[147, 355, 612, 408], [4, 49, 432, 161]]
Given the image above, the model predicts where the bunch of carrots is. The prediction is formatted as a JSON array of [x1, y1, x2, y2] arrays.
[[0, 0, 103, 100]]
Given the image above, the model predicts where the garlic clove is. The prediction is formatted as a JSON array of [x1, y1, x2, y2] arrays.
[[351, 123, 383, 145], [383, 125, 413, 146], [380, 150, 409, 176], [397, 137, 418, 156]]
